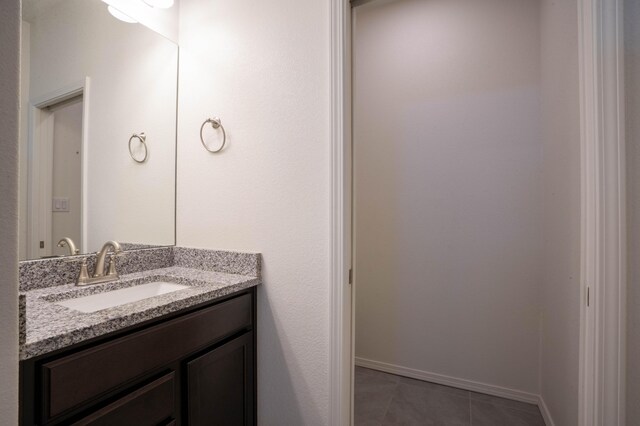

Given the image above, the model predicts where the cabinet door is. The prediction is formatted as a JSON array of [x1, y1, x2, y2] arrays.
[[187, 332, 254, 426]]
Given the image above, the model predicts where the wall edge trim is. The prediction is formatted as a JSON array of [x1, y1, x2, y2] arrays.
[[538, 395, 556, 426], [577, 0, 627, 423], [329, 0, 351, 424]]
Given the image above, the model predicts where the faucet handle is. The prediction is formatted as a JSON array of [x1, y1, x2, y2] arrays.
[[107, 252, 123, 277], [65, 257, 90, 285], [77, 259, 90, 284]]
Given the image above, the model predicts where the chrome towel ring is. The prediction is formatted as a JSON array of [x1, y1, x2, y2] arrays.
[[128, 132, 148, 163], [200, 117, 226, 153]]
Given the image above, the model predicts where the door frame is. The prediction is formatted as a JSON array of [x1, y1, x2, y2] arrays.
[[329, 0, 353, 424], [329, 0, 627, 425], [578, 0, 626, 425], [28, 78, 90, 258]]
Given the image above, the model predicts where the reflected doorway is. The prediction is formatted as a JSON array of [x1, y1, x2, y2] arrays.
[[28, 92, 85, 259]]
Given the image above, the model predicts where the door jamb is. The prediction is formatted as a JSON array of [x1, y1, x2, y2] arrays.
[[329, 0, 353, 425], [28, 78, 90, 258], [578, 0, 626, 425]]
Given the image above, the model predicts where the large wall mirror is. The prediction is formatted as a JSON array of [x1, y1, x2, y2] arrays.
[[20, 0, 178, 260]]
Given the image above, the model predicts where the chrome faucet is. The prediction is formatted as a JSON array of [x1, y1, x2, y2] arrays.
[[74, 240, 123, 286], [57, 237, 79, 255], [94, 240, 122, 278]]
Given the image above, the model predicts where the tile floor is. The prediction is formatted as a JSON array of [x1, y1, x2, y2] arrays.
[[354, 366, 546, 426]]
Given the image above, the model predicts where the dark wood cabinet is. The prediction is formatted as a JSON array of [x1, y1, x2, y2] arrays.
[[72, 372, 176, 426], [187, 332, 254, 426], [20, 288, 257, 426]]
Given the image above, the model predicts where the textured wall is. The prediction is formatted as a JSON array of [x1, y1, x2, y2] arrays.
[[538, 0, 581, 423], [353, 0, 543, 395], [0, 0, 21, 423], [177, 0, 331, 423], [626, 0, 640, 423]]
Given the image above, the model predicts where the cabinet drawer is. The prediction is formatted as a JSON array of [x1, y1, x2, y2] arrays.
[[72, 372, 175, 426], [41, 293, 251, 420]]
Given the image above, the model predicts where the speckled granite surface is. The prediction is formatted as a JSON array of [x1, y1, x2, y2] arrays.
[[19, 247, 261, 360], [19, 247, 174, 291], [173, 247, 261, 277], [120, 243, 166, 251], [19, 294, 26, 347]]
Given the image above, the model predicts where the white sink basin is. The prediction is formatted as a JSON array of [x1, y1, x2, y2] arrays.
[[55, 282, 190, 313]]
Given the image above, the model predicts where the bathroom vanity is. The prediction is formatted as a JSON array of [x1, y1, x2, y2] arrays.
[[17, 1, 260, 423], [19, 247, 260, 425]]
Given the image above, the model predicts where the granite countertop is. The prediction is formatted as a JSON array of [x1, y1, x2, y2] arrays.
[[19, 247, 261, 360]]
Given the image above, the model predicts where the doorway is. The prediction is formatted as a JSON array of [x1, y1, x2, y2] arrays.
[[27, 82, 88, 259], [329, 0, 625, 424], [48, 95, 83, 257], [351, 0, 546, 424]]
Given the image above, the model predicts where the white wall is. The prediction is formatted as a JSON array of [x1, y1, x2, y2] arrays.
[[353, 0, 542, 395], [177, 0, 331, 424], [0, 0, 20, 423], [626, 0, 640, 423], [24, 0, 177, 254], [538, 0, 581, 423]]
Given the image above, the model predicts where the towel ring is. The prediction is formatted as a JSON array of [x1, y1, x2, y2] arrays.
[[200, 117, 226, 153], [128, 133, 148, 163]]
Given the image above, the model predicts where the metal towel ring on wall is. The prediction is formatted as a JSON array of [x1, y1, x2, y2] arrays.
[[128, 132, 148, 163], [200, 117, 227, 153]]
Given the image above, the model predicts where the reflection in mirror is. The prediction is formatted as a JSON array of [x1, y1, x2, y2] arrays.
[[19, 0, 178, 260]]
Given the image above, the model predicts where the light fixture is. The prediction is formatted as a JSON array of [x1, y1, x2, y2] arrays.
[[143, 0, 174, 8], [107, 5, 138, 23]]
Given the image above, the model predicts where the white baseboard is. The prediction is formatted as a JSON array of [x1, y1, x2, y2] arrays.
[[354, 357, 539, 405], [537, 396, 555, 426], [355, 357, 558, 425]]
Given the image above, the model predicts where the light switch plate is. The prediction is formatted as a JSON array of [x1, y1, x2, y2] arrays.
[[52, 197, 70, 212]]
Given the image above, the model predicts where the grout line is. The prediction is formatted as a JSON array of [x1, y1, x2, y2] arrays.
[[355, 368, 397, 424], [469, 393, 473, 426], [380, 382, 397, 423], [380, 373, 400, 424], [398, 377, 475, 401], [469, 395, 541, 415]]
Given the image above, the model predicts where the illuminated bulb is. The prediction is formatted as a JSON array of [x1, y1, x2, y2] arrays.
[[143, 0, 174, 8], [107, 5, 138, 23]]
